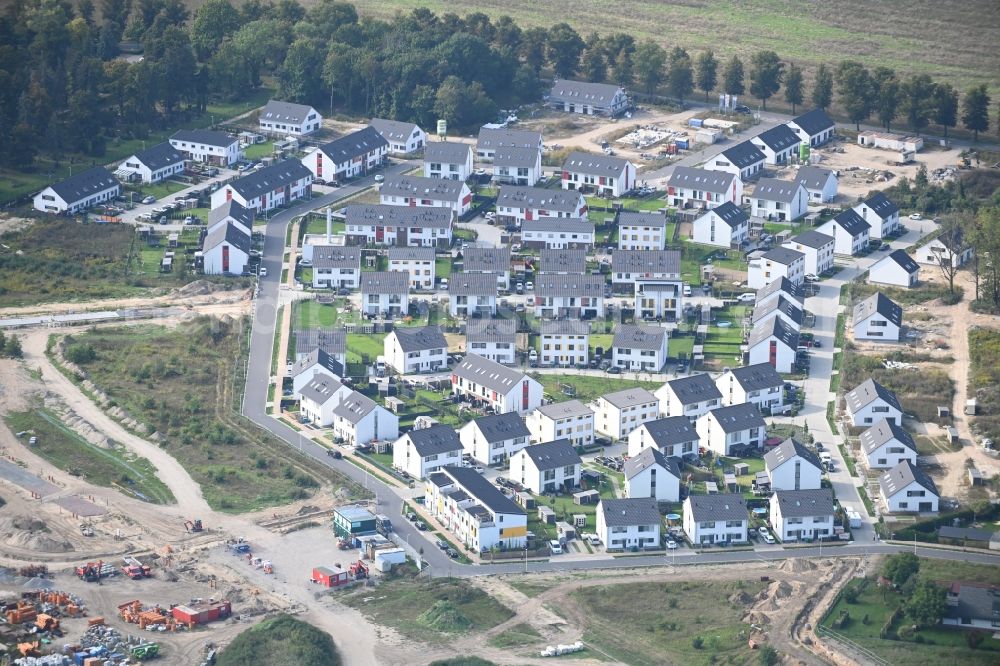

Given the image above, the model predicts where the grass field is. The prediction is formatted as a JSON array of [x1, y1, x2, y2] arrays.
[[821, 564, 1000, 666], [66, 318, 367, 512], [341, 577, 514, 644], [348, 1, 999, 98], [533, 373, 660, 403], [4, 409, 175, 505], [561, 580, 764, 666], [487, 623, 542, 649]]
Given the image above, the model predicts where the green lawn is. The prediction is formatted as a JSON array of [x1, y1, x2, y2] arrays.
[[294, 300, 340, 328], [126, 179, 189, 201], [341, 577, 514, 644], [589, 333, 613, 353], [668, 335, 695, 359], [533, 373, 660, 403], [530, 481, 618, 543], [347, 333, 387, 363], [586, 195, 666, 213], [4, 409, 175, 505], [243, 141, 275, 160], [681, 241, 748, 287], [435, 256, 453, 279]]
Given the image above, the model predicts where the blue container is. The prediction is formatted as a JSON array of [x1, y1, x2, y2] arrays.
[[688, 118, 704, 128], [675, 139, 690, 150]]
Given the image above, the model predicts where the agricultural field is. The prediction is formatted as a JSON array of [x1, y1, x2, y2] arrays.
[[341, 577, 514, 644], [63, 317, 366, 512], [0, 219, 227, 307], [560, 579, 765, 666], [350, 0, 1000, 95]]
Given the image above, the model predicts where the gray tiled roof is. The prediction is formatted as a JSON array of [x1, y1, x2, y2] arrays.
[[882, 249, 919, 274], [448, 273, 497, 296], [454, 354, 529, 393], [332, 390, 379, 423], [623, 447, 680, 480], [208, 200, 253, 229], [299, 376, 345, 406], [756, 277, 804, 305], [686, 493, 747, 522], [387, 247, 435, 262], [496, 185, 583, 214], [260, 100, 316, 125], [601, 387, 658, 409], [466, 318, 516, 344], [771, 488, 835, 518], [171, 129, 237, 148], [748, 316, 799, 350], [879, 460, 938, 499], [705, 402, 765, 433], [391, 325, 446, 352], [540, 249, 587, 274], [754, 124, 800, 152], [668, 166, 736, 193], [549, 79, 624, 106], [202, 222, 250, 255], [861, 192, 899, 220], [641, 416, 699, 447], [540, 320, 590, 336], [293, 329, 346, 356], [226, 160, 311, 199], [612, 324, 667, 351], [665, 374, 722, 405], [612, 249, 681, 274], [599, 497, 662, 527], [795, 166, 836, 191], [128, 142, 185, 171], [752, 178, 804, 204], [476, 127, 542, 150], [463, 247, 510, 272], [404, 424, 463, 456], [519, 439, 581, 471], [312, 245, 360, 270], [535, 399, 593, 420], [705, 202, 749, 228], [724, 363, 783, 392], [345, 204, 452, 229], [470, 412, 530, 443], [47, 166, 120, 202], [752, 295, 804, 327], [764, 438, 821, 472], [761, 247, 804, 266], [424, 141, 472, 164], [853, 292, 902, 327], [562, 151, 631, 177], [860, 418, 916, 454], [521, 218, 594, 235], [359, 271, 409, 294], [317, 126, 387, 162], [535, 274, 605, 298], [790, 109, 835, 136], [787, 229, 833, 250], [831, 209, 871, 236], [290, 348, 343, 380], [719, 141, 766, 169], [493, 146, 540, 168], [369, 118, 421, 142], [845, 378, 901, 413], [442, 466, 524, 515], [618, 210, 668, 229], [381, 175, 467, 203]]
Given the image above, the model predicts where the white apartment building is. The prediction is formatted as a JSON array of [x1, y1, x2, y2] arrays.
[[383, 325, 447, 375], [459, 412, 531, 466], [527, 400, 595, 448], [594, 388, 659, 441], [538, 320, 590, 367], [388, 247, 436, 290]]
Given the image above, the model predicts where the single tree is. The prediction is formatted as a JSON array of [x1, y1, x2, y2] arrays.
[[611, 48, 634, 86], [520, 27, 548, 73], [546, 23, 584, 78], [4, 335, 22, 359], [901, 74, 936, 135], [580, 33, 605, 82], [784, 63, 803, 114], [695, 50, 718, 101], [190, 0, 241, 60], [933, 83, 959, 139], [836, 61, 874, 130], [748, 50, 783, 110], [722, 55, 744, 96], [872, 67, 900, 131], [812, 63, 833, 110], [962, 84, 991, 141], [934, 216, 968, 295], [667, 47, 694, 105], [906, 579, 947, 628], [882, 551, 919, 587], [633, 40, 666, 96]]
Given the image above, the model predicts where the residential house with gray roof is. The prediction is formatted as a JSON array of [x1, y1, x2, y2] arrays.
[[696, 403, 766, 456], [345, 204, 453, 248], [548, 79, 629, 117], [692, 202, 750, 249], [879, 460, 938, 513], [853, 192, 901, 239], [794, 165, 838, 203], [539, 249, 587, 275], [764, 438, 823, 491], [853, 292, 903, 342], [752, 294, 804, 330], [845, 378, 902, 427], [667, 166, 741, 210], [459, 412, 531, 465], [462, 247, 510, 290], [655, 374, 723, 420], [387, 246, 436, 290], [424, 141, 474, 181], [304, 126, 387, 182], [476, 127, 543, 160], [380, 174, 472, 216], [34, 166, 122, 214], [298, 376, 351, 427], [597, 497, 663, 550], [618, 210, 669, 251], [259, 100, 322, 136], [611, 324, 669, 372], [527, 399, 595, 448], [466, 318, 516, 364], [534, 274, 605, 319], [684, 493, 748, 544], [452, 354, 542, 415], [594, 387, 659, 440], [747, 316, 800, 373], [769, 488, 836, 542], [425, 466, 527, 552], [818, 209, 871, 256], [492, 145, 543, 186], [331, 390, 398, 447], [448, 273, 498, 317], [860, 418, 917, 469], [751, 124, 802, 164], [623, 448, 681, 502], [118, 142, 185, 184], [539, 319, 590, 367], [782, 229, 835, 275], [521, 218, 595, 250], [868, 249, 919, 289], [561, 150, 636, 197], [509, 439, 581, 493], [706, 140, 766, 181], [393, 424, 463, 479], [627, 416, 700, 460], [290, 349, 344, 397], [496, 185, 587, 223], [311, 245, 360, 289], [369, 118, 426, 155], [750, 178, 808, 222], [716, 363, 785, 412], [787, 109, 836, 147], [384, 325, 447, 374], [359, 271, 410, 316], [748, 246, 805, 289]]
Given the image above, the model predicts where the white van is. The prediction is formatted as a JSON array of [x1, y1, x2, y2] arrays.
[[682, 284, 692, 297]]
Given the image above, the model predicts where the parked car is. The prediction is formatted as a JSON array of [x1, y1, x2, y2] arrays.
[[758, 526, 769, 537], [447, 548, 459, 559], [763, 534, 776, 544], [525, 281, 534, 291], [406, 512, 417, 521], [374, 174, 384, 183], [909, 212, 922, 220], [682, 284, 692, 297], [607, 366, 622, 375], [415, 521, 427, 531], [735, 104, 752, 114], [436, 539, 449, 550], [549, 540, 563, 555], [666, 539, 678, 550], [528, 349, 538, 363], [142, 195, 156, 204], [879, 243, 890, 251], [804, 273, 819, 282], [737, 292, 756, 303], [259, 267, 267, 277]]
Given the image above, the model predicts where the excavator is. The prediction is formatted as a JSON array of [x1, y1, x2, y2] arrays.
[[184, 519, 204, 532]]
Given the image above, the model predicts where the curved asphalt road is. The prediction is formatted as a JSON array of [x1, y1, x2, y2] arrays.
[[241, 167, 1000, 577]]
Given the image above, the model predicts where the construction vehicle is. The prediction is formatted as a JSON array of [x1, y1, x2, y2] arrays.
[[349, 560, 369, 580], [262, 560, 274, 574], [80, 524, 94, 537], [337, 537, 353, 550], [131, 643, 160, 660], [75, 560, 116, 582], [121, 556, 152, 579], [184, 519, 204, 532]]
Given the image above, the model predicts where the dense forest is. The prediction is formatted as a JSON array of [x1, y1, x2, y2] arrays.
[[0, 0, 995, 173]]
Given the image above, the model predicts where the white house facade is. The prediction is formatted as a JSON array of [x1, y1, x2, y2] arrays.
[[623, 448, 681, 502], [561, 151, 636, 198], [360, 271, 411, 317], [859, 418, 917, 470], [818, 209, 870, 256], [383, 326, 447, 375], [259, 100, 322, 136], [852, 292, 902, 342], [387, 247, 436, 290], [667, 167, 741, 210], [34, 167, 122, 214], [509, 439, 582, 494], [695, 403, 766, 456], [370, 118, 426, 155], [119, 142, 185, 183], [764, 438, 823, 491], [611, 324, 669, 372], [451, 354, 542, 416], [539, 320, 590, 367], [748, 247, 805, 289], [868, 249, 920, 288], [769, 488, 836, 542], [169, 129, 240, 166], [879, 460, 939, 513], [211, 160, 312, 214], [618, 211, 669, 251], [782, 230, 834, 276], [750, 178, 808, 222], [845, 379, 902, 427], [423, 141, 474, 181], [715, 363, 786, 413], [527, 400, 595, 448], [594, 388, 659, 441], [393, 425, 464, 480], [596, 498, 662, 550], [459, 412, 531, 465], [692, 203, 750, 248], [626, 416, 700, 460], [684, 494, 748, 545]]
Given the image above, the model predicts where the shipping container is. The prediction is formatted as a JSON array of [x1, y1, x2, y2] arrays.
[[312, 565, 350, 588], [171, 599, 231, 626], [675, 139, 689, 150], [688, 118, 704, 128]]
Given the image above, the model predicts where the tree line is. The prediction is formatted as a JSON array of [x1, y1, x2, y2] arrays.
[[0, 0, 996, 173]]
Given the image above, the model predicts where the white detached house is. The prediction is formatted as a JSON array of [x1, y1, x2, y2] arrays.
[[259, 100, 322, 136], [853, 193, 901, 239], [878, 460, 939, 513], [684, 494, 748, 545], [706, 141, 766, 181], [667, 167, 742, 210], [787, 109, 836, 147], [594, 388, 660, 440], [751, 124, 801, 165], [561, 151, 636, 198], [331, 391, 399, 447], [747, 316, 799, 374], [424, 141, 474, 181], [596, 498, 662, 551], [763, 438, 823, 491], [34, 166, 122, 214], [383, 326, 448, 375], [655, 373, 722, 421], [852, 292, 902, 342], [715, 363, 786, 413], [818, 209, 870, 256], [118, 142, 186, 184], [869, 249, 920, 289], [696, 403, 766, 456], [748, 247, 805, 289], [692, 203, 750, 249], [459, 412, 531, 466], [626, 416, 700, 460], [782, 230, 834, 276], [769, 488, 836, 542], [508, 439, 582, 494], [845, 379, 902, 427], [794, 166, 838, 203], [860, 418, 917, 470], [750, 178, 808, 222], [370, 118, 426, 155], [393, 425, 464, 480], [451, 354, 542, 416], [623, 448, 681, 502]]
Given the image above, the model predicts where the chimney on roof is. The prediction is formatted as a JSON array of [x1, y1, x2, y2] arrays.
[[326, 207, 332, 243]]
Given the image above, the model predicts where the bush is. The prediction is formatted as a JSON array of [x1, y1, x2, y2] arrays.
[[691, 636, 704, 649], [217, 614, 340, 666], [758, 645, 779, 666]]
